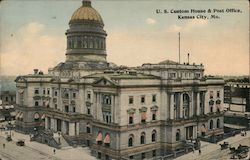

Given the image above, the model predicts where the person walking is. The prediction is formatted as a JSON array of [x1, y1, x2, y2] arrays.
[[3, 143, 5, 148], [53, 148, 56, 154], [199, 149, 201, 155]]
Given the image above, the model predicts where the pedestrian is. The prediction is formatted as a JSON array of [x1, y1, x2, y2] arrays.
[[3, 143, 5, 148], [53, 148, 56, 154], [199, 149, 201, 155]]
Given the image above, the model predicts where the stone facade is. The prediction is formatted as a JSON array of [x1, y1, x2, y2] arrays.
[[15, 1, 225, 159]]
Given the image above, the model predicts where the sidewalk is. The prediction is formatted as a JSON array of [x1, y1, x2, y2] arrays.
[[0, 130, 96, 160], [175, 130, 250, 160]]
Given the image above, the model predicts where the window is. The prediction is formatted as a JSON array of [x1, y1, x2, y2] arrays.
[[73, 93, 76, 98], [141, 153, 145, 160], [55, 104, 57, 109], [5, 97, 8, 102], [87, 91, 91, 99], [47, 88, 50, 95], [210, 106, 213, 113], [129, 116, 133, 124], [176, 129, 180, 141], [152, 112, 156, 120], [141, 112, 146, 123], [129, 96, 134, 104], [103, 95, 111, 105], [54, 91, 58, 97], [87, 126, 91, 133], [141, 96, 145, 103], [87, 108, 91, 114], [35, 101, 39, 106], [152, 130, 156, 142], [129, 156, 134, 159], [128, 135, 134, 147], [210, 91, 214, 99], [140, 132, 145, 144], [34, 88, 39, 94], [152, 150, 156, 157], [152, 95, 156, 102], [217, 91, 220, 98], [216, 119, 220, 128], [98, 152, 101, 159], [169, 73, 176, 78], [65, 105, 69, 112], [73, 107, 76, 112], [210, 120, 214, 130], [43, 88, 46, 95]]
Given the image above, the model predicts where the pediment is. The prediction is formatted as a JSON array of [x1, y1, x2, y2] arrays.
[[93, 77, 117, 86]]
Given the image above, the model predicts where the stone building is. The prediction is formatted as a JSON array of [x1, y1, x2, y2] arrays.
[[15, 1, 225, 159]]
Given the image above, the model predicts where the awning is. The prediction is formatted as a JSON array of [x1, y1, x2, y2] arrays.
[[96, 132, 103, 141], [4, 105, 10, 109], [10, 105, 14, 109], [41, 114, 46, 119], [0, 106, 3, 110], [224, 123, 247, 129], [141, 112, 147, 120], [104, 134, 110, 144], [34, 113, 40, 119]]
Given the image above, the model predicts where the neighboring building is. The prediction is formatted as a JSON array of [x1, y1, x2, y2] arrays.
[[0, 76, 16, 121], [15, 1, 225, 159], [224, 83, 250, 130]]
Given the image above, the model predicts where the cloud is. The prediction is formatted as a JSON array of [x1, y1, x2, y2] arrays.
[[167, 19, 208, 33], [146, 18, 156, 25], [1, 22, 65, 75]]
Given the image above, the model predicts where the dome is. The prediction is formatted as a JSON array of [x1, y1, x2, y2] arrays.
[[69, 0, 104, 25]]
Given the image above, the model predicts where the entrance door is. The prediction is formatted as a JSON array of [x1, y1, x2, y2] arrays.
[[186, 126, 193, 140], [57, 119, 62, 131]]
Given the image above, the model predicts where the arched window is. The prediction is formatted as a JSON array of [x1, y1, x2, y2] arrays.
[[96, 131, 103, 145], [210, 120, 214, 130], [129, 115, 133, 124], [140, 132, 145, 144], [128, 134, 134, 147], [34, 113, 40, 122], [104, 133, 110, 147], [216, 119, 220, 128], [152, 130, 156, 142], [176, 129, 180, 141]]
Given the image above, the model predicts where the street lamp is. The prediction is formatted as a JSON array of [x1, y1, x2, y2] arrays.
[[8, 120, 13, 141]]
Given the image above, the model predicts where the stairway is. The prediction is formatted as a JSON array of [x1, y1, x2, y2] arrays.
[[53, 132, 72, 149]]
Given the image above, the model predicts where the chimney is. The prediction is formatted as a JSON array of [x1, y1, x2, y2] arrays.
[[34, 69, 38, 74]]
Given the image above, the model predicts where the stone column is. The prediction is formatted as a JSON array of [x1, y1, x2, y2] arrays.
[[51, 118, 55, 131], [197, 92, 200, 115], [190, 92, 193, 117], [180, 93, 183, 118], [54, 119, 57, 132], [61, 121, 66, 134], [112, 95, 115, 123], [69, 122, 75, 136], [45, 117, 48, 130], [76, 122, 79, 135], [170, 93, 174, 119]]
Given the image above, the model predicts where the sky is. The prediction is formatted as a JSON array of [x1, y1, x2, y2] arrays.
[[0, 0, 249, 76]]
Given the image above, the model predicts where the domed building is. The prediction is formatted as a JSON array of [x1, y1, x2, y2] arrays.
[[15, 1, 225, 159]]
